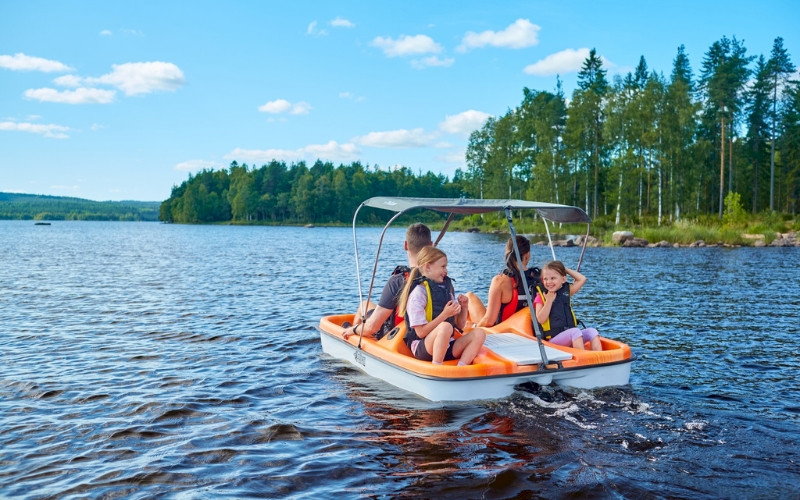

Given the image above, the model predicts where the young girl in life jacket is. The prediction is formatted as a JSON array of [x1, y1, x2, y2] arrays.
[[534, 260, 602, 351], [397, 246, 486, 365]]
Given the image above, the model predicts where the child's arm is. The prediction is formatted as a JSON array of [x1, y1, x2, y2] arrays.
[[413, 299, 461, 337], [455, 294, 469, 330], [534, 292, 555, 325], [566, 267, 587, 296]]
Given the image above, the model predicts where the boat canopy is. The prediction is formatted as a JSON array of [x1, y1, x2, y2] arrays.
[[362, 197, 590, 224]]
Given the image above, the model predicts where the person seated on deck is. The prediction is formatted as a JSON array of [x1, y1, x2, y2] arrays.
[[396, 246, 486, 365], [534, 260, 602, 351], [466, 235, 541, 328], [342, 223, 432, 340]]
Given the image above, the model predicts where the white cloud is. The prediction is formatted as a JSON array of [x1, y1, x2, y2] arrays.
[[439, 110, 492, 135], [53, 74, 83, 87], [410, 56, 454, 69], [225, 141, 360, 164], [260, 99, 291, 113], [228, 147, 298, 163], [523, 48, 591, 75], [88, 61, 185, 95], [339, 91, 365, 102], [290, 101, 312, 114], [307, 20, 328, 36], [100, 29, 112, 36], [330, 17, 354, 28], [436, 149, 466, 164], [24, 87, 116, 104], [303, 140, 360, 160], [371, 35, 441, 57], [353, 128, 433, 148], [458, 19, 540, 52], [0, 120, 70, 138], [0, 53, 73, 72], [258, 99, 312, 115], [174, 159, 219, 172]]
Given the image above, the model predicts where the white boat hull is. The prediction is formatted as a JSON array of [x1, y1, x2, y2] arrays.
[[320, 331, 631, 402]]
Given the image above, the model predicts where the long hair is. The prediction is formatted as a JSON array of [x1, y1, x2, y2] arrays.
[[505, 235, 531, 277], [397, 246, 448, 317]]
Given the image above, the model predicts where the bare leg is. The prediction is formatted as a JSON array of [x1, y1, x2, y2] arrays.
[[590, 336, 602, 351], [465, 292, 485, 325], [351, 300, 376, 325], [426, 324, 454, 363], [453, 328, 486, 365]]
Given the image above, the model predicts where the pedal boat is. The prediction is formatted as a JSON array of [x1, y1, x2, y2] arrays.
[[318, 197, 632, 402]]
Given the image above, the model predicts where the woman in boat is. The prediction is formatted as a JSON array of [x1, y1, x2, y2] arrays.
[[467, 235, 540, 327], [397, 246, 486, 365], [534, 260, 602, 351]]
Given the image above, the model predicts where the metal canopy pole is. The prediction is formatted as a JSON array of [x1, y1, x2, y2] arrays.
[[353, 207, 407, 349], [504, 207, 550, 370]]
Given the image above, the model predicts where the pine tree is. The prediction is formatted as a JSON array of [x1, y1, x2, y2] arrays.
[[698, 36, 752, 217], [569, 48, 608, 217], [745, 55, 772, 212], [767, 37, 796, 210]]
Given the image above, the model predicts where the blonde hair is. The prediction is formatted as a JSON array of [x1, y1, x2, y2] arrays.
[[397, 246, 448, 317]]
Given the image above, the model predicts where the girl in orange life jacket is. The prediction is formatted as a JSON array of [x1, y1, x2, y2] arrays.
[[468, 235, 541, 327], [397, 246, 486, 365], [534, 260, 602, 351]]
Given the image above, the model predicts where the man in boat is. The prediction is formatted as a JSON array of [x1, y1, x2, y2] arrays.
[[342, 223, 432, 340]]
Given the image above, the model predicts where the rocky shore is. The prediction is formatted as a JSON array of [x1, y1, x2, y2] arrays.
[[539, 230, 800, 248], [467, 227, 799, 247]]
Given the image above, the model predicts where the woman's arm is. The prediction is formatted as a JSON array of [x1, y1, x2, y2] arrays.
[[477, 274, 508, 327], [566, 267, 587, 296]]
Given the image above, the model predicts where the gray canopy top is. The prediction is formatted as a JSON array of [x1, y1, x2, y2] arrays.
[[362, 196, 590, 224]]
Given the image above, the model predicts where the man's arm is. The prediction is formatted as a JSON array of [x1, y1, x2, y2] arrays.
[[343, 305, 392, 339]]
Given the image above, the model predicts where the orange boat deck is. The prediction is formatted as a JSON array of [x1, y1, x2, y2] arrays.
[[319, 307, 631, 380]]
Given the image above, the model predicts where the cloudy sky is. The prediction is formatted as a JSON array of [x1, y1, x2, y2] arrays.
[[1, 0, 798, 201]]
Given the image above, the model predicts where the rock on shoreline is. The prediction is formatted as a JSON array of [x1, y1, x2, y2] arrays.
[[463, 228, 799, 247], [604, 230, 800, 248]]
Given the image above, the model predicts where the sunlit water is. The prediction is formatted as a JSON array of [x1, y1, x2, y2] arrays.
[[1, 220, 798, 498]]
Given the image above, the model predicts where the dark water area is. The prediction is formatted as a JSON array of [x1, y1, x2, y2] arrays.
[[1, 220, 798, 499]]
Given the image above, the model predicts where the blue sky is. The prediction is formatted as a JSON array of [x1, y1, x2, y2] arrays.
[[2, 1, 798, 202]]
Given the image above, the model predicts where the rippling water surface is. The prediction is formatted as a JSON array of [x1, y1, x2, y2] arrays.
[[1, 220, 798, 498]]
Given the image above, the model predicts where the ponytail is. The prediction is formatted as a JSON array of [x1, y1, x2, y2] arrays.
[[396, 267, 421, 317]]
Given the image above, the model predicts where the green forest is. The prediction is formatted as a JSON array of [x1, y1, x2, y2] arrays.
[[162, 36, 798, 227], [0, 192, 160, 221]]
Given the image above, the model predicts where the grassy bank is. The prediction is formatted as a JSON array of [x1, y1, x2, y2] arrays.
[[450, 210, 800, 246]]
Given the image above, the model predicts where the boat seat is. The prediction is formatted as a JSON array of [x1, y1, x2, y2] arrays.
[[482, 307, 535, 337], [377, 323, 413, 357]]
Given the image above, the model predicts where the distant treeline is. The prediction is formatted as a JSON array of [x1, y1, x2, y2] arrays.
[[159, 161, 465, 224], [0, 193, 160, 221], [163, 36, 799, 225]]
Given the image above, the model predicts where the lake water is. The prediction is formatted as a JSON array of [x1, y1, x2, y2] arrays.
[[1, 220, 799, 499]]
